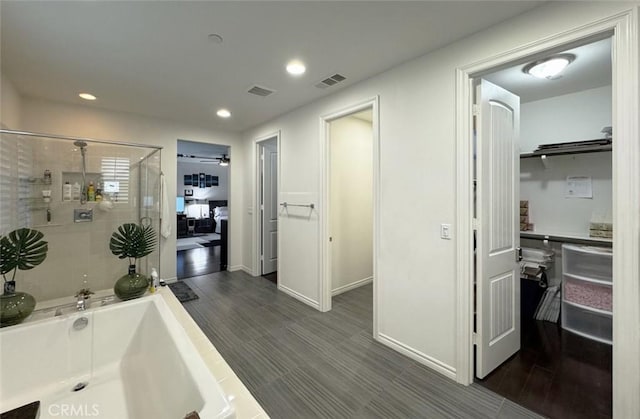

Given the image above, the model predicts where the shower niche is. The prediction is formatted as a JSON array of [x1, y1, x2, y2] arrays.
[[0, 130, 162, 303]]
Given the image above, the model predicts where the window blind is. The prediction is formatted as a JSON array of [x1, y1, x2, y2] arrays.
[[101, 157, 130, 203]]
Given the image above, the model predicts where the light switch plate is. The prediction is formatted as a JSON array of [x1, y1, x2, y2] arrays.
[[440, 223, 452, 239]]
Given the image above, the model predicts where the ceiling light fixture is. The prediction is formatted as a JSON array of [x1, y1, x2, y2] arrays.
[[523, 54, 575, 79], [286, 60, 306, 76], [216, 109, 231, 118], [79, 93, 97, 101]]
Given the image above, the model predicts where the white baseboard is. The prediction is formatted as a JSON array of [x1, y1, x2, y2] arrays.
[[332, 276, 373, 296], [227, 265, 253, 275], [278, 284, 320, 310], [377, 333, 457, 380], [163, 277, 178, 284]]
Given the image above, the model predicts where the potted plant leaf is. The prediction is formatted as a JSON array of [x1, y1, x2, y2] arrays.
[[0, 228, 48, 327], [109, 223, 157, 300]]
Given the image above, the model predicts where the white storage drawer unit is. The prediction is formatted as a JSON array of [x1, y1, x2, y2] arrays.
[[561, 244, 613, 344], [562, 244, 613, 282], [563, 274, 612, 312], [562, 302, 612, 343]]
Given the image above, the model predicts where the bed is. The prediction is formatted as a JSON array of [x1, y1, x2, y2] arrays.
[[209, 200, 228, 234]]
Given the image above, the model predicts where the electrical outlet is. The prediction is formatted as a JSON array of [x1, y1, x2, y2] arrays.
[[441, 223, 452, 240]]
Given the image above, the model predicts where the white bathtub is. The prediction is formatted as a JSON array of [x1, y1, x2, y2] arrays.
[[0, 294, 235, 419]]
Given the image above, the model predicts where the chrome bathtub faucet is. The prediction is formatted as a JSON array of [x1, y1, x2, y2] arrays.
[[75, 288, 94, 311]]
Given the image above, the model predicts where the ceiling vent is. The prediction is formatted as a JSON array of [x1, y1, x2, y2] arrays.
[[315, 73, 346, 89], [247, 85, 275, 97]]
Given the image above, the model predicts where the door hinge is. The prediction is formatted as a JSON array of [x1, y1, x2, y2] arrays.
[[472, 218, 479, 230], [472, 104, 479, 116], [329, 237, 333, 242], [472, 332, 478, 345], [260, 255, 264, 260]]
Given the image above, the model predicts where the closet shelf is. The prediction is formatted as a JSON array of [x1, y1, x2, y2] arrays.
[[520, 139, 612, 159], [520, 231, 612, 247]]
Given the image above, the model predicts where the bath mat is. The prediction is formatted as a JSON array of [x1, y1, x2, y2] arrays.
[[168, 281, 199, 303]]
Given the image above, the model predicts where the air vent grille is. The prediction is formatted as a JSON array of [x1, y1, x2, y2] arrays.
[[247, 85, 275, 97], [315, 73, 347, 89]]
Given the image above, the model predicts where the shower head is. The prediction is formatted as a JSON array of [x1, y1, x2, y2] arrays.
[[73, 140, 88, 148]]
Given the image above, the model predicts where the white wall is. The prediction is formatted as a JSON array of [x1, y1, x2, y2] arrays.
[[242, 1, 639, 376], [330, 116, 373, 294], [177, 161, 229, 202], [521, 85, 612, 152], [1, 73, 22, 128], [519, 86, 612, 236], [18, 97, 244, 281], [521, 152, 612, 236]]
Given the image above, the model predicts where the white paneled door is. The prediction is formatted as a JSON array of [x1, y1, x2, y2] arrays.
[[476, 79, 521, 379], [261, 140, 278, 275]]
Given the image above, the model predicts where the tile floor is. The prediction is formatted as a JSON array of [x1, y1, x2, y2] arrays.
[[177, 271, 544, 419]]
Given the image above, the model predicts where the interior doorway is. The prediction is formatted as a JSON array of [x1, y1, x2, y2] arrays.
[[329, 109, 374, 298], [471, 37, 614, 418], [176, 139, 230, 279], [256, 135, 279, 282], [319, 97, 379, 333]]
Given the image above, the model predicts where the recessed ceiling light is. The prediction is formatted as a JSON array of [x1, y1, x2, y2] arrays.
[[523, 54, 575, 79], [286, 60, 306, 76], [79, 93, 97, 100], [216, 109, 231, 118]]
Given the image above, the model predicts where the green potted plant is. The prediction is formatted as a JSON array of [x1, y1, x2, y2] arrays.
[[0, 228, 48, 327], [110, 223, 157, 300]]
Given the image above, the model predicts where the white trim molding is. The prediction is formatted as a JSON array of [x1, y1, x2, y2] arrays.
[[227, 265, 253, 275], [318, 96, 380, 337], [253, 131, 281, 278], [163, 276, 178, 284], [378, 333, 457, 381], [454, 9, 639, 418], [278, 284, 320, 310], [331, 276, 373, 296]]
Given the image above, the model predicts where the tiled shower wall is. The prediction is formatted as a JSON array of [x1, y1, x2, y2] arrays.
[[1, 133, 161, 303]]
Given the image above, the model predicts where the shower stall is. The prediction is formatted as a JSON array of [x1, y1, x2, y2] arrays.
[[0, 129, 162, 304]]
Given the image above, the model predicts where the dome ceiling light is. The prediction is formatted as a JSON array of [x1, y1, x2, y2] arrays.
[[523, 54, 576, 79]]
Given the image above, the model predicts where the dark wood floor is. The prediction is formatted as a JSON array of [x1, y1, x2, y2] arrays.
[[476, 319, 612, 419], [179, 271, 542, 419], [262, 271, 277, 284], [176, 245, 221, 279]]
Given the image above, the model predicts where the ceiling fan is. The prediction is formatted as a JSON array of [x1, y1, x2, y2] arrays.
[[177, 153, 230, 166]]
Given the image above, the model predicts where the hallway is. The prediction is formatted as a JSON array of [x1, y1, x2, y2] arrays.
[[179, 271, 542, 418]]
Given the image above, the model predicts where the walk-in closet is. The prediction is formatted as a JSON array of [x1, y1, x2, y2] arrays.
[[475, 37, 613, 419]]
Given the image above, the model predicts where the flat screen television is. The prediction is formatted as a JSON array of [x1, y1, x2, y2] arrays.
[[176, 196, 185, 213]]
